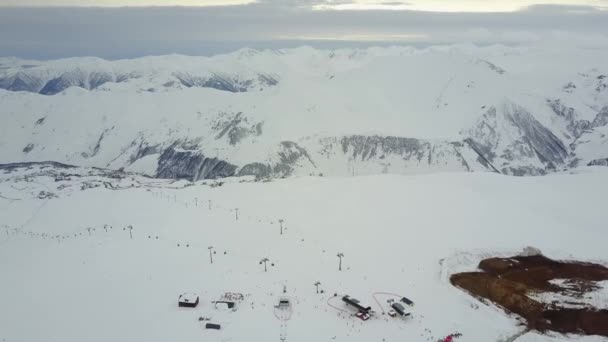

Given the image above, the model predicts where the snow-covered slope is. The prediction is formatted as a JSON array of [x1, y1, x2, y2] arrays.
[[1, 45, 608, 179], [1, 163, 608, 342]]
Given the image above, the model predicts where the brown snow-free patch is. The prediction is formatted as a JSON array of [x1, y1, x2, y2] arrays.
[[450, 255, 608, 337]]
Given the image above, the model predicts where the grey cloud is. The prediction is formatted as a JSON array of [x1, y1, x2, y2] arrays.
[[254, 0, 355, 8], [0, 4, 607, 59], [378, 1, 412, 5], [521, 4, 608, 13]]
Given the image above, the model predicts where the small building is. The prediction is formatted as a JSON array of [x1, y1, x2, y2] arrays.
[[205, 323, 221, 330], [401, 297, 414, 306], [178, 293, 199, 308], [342, 295, 371, 313], [278, 298, 290, 308], [391, 302, 411, 317]]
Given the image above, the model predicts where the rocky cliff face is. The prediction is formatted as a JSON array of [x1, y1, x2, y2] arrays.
[[314, 135, 486, 174], [339, 135, 431, 161], [588, 158, 608, 166], [591, 106, 608, 128], [156, 146, 237, 181], [235, 141, 316, 179], [547, 99, 591, 141], [464, 103, 569, 176], [568, 106, 608, 167], [213, 112, 264, 145], [146, 133, 492, 181], [174, 72, 278, 93]]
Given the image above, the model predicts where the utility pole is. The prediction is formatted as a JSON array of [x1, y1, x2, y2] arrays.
[[337, 252, 344, 271], [279, 219, 284, 235], [208, 246, 214, 264], [314, 281, 321, 294], [124, 225, 133, 239], [259, 258, 270, 272]]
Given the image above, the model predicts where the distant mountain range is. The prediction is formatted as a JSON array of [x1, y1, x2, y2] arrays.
[[1, 45, 607, 180]]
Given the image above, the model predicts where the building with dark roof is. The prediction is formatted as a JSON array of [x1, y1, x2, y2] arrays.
[[342, 295, 371, 313]]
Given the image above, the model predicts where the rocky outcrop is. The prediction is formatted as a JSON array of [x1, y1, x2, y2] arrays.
[[506, 103, 568, 166], [591, 106, 608, 128], [156, 146, 237, 181], [340, 135, 429, 161], [314, 135, 487, 175], [463, 138, 500, 173], [128, 139, 162, 165], [173, 72, 278, 93], [237, 162, 272, 178], [595, 74, 607, 93], [213, 112, 263, 145], [547, 99, 591, 140], [477, 59, 506, 75], [22, 143, 35, 154], [273, 141, 316, 176], [588, 158, 608, 166], [81, 129, 110, 159], [561, 106, 608, 167]]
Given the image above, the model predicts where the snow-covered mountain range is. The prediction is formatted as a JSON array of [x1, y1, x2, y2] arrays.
[[1, 45, 607, 180]]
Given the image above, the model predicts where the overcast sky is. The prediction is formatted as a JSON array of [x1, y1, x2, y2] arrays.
[[1, 0, 608, 59], [2, 0, 608, 12]]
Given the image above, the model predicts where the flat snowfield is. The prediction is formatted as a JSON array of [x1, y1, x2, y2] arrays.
[[1, 169, 607, 342]]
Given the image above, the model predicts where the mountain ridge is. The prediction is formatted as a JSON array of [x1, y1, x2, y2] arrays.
[[1, 45, 607, 179]]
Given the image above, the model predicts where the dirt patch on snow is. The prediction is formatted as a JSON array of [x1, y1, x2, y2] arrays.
[[450, 255, 608, 337]]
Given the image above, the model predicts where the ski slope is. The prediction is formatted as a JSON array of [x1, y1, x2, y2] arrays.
[[1, 165, 607, 342]]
